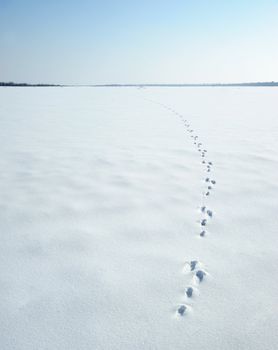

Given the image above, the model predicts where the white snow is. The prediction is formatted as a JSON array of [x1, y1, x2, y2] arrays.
[[0, 86, 278, 349]]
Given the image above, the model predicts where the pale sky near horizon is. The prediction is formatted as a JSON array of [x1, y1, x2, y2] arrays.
[[1, 0, 278, 84]]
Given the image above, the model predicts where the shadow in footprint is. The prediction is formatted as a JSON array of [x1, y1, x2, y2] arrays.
[[190, 260, 198, 271], [196, 270, 206, 282], [186, 287, 193, 298], [207, 210, 213, 217], [177, 305, 187, 316]]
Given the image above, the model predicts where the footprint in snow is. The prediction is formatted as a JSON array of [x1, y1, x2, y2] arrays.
[[177, 305, 187, 316], [207, 210, 213, 217], [196, 270, 206, 282], [190, 260, 198, 271], [186, 287, 194, 298], [184, 260, 199, 273]]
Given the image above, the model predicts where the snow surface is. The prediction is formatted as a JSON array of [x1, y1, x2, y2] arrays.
[[0, 87, 278, 349]]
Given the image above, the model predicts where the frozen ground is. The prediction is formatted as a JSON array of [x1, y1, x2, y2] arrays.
[[0, 86, 278, 349]]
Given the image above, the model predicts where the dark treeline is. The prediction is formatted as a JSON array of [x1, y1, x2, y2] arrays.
[[1, 81, 278, 87], [0, 82, 60, 87]]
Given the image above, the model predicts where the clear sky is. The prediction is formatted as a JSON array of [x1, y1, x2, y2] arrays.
[[1, 0, 278, 84]]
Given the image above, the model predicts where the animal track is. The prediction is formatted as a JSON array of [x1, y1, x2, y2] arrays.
[[207, 210, 213, 217], [186, 287, 193, 298], [196, 270, 206, 282], [177, 305, 187, 316], [190, 260, 198, 271], [149, 102, 216, 318], [184, 260, 198, 272]]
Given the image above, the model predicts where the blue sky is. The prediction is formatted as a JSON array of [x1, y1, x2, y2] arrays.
[[1, 0, 278, 84]]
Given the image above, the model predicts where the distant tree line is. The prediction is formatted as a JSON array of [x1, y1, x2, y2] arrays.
[[0, 82, 60, 87], [1, 81, 278, 87]]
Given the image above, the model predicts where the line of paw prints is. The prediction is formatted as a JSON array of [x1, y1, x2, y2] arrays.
[[177, 260, 208, 316], [163, 108, 216, 317], [150, 103, 216, 317]]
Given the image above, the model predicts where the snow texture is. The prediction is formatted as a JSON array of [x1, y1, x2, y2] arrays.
[[0, 86, 278, 349]]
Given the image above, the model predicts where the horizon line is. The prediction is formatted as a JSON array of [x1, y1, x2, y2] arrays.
[[1, 81, 278, 87]]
